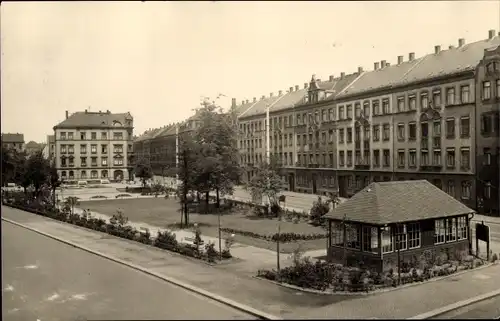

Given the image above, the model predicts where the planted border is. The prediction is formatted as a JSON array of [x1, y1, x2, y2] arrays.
[[3, 201, 232, 264], [257, 252, 490, 293], [220, 227, 326, 242]]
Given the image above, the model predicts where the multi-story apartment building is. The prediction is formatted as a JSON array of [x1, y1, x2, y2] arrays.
[[236, 30, 499, 211], [25, 141, 44, 156], [53, 110, 134, 182], [133, 113, 203, 177], [1, 133, 25, 152], [42, 135, 56, 163], [476, 41, 500, 215], [134, 30, 500, 214]]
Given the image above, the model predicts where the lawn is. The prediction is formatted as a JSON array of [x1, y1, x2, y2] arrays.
[[81, 198, 327, 253]]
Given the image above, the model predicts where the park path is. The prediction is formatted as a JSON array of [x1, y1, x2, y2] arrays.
[[73, 208, 320, 273]]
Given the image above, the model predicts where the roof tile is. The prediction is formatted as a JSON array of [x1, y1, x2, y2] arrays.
[[325, 180, 474, 225], [54, 111, 133, 129]]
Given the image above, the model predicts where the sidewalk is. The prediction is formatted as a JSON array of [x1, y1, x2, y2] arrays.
[[473, 214, 500, 225], [3, 206, 500, 319], [73, 207, 307, 272]]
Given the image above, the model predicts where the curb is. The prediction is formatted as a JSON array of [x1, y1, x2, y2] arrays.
[[1, 217, 282, 320], [407, 289, 500, 319], [254, 262, 495, 297]]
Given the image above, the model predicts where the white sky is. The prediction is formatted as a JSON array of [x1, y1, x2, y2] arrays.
[[1, 1, 499, 142]]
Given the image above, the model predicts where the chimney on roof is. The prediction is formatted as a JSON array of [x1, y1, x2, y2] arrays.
[[374, 62, 380, 70], [289, 86, 293, 93], [246, 99, 249, 104], [386, 63, 391, 67], [458, 38, 465, 47], [270, 92, 274, 97], [295, 85, 299, 91], [380, 60, 386, 68], [241, 100, 245, 105], [489, 29, 496, 39], [231, 98, 236, 107], [304, 83, 308, 89], [253, 97, 257, 102], [409, 52, 415, 61], [65, 110, 69, 119], [340, 72, 345, 79], [434, 45, 441, 54], [329, 75, 334, 81], [358, 66, 364, 74], [261, 95, 265, 100], [279, 90, 283, 96], [397, 56, 404, 64]]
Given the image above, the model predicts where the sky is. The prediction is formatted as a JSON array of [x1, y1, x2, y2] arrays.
[[1, 1, 499, 143]]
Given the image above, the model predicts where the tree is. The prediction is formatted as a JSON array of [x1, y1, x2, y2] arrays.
[[26, 151, 50, 198], [134, 158, 153, 189], [192, 99, 242, 209], [47, 163, 61, 206], [177, 134, 199, 226], [244, 155, 285, 216]]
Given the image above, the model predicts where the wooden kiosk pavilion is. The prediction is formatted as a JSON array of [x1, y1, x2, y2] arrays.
[[324, 180, 475, 272]]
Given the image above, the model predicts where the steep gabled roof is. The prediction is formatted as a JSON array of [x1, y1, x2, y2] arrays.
[[54, 111, 134, 129], [336, 35, 500, 99], [325, 180, 474, 225], [400, 36, 500, 84]]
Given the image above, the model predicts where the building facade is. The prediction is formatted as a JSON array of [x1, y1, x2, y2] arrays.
[[475, 41, 500, 215], [42, 135, 56, 163], [53, 110, 134, 182], [134, 30, 500, 215], [1, 133, 25, 152]]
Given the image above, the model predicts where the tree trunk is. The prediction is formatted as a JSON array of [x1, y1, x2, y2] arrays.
[[216, 188, 220, 209], [205, 191, 209, 212], [184, 202, 189, 226]]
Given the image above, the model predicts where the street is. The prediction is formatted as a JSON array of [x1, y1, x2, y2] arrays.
[[432, 294, 500, 319], [1, 221, 256, 321], [470, 218, 500, 256]]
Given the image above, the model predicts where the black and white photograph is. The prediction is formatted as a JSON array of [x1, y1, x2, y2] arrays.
[[1, 1, 500, 320]]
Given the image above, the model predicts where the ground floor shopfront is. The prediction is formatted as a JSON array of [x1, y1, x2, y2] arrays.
[[280, 168, 477, 210], [58, 167, 133, 182]]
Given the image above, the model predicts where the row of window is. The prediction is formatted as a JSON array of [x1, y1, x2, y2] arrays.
[[239, 84, 482, 134], [59, 144, 128, 154], [330, 217, 467, 254], [60, 156, 125, 167], [481, 79, 500, 101], [396, 147, 471, 169], [480, 112, 500, 136], [59, 131, 127, 141], [239, 116, 471, 150], [60, 170, 109, 179]]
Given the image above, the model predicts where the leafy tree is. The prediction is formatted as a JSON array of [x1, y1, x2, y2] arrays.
[[177, 135, 200, 226], [192, 99, 242, 209], [26, 151, 50, 198], [63, 196, 79, 215], [47, 163, 61, 205], [1, 146, 14, 185], [244, 154, 285, 216], [134, 158, 153, 189]]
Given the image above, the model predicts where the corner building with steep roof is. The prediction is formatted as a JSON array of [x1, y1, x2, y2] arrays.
[[53, 109, 134, 182]]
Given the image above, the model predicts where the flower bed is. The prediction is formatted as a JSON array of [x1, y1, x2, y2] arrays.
[[220, 227, 326, 242], [257, 252, 486, 293], [4, 199, 232, 264]]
